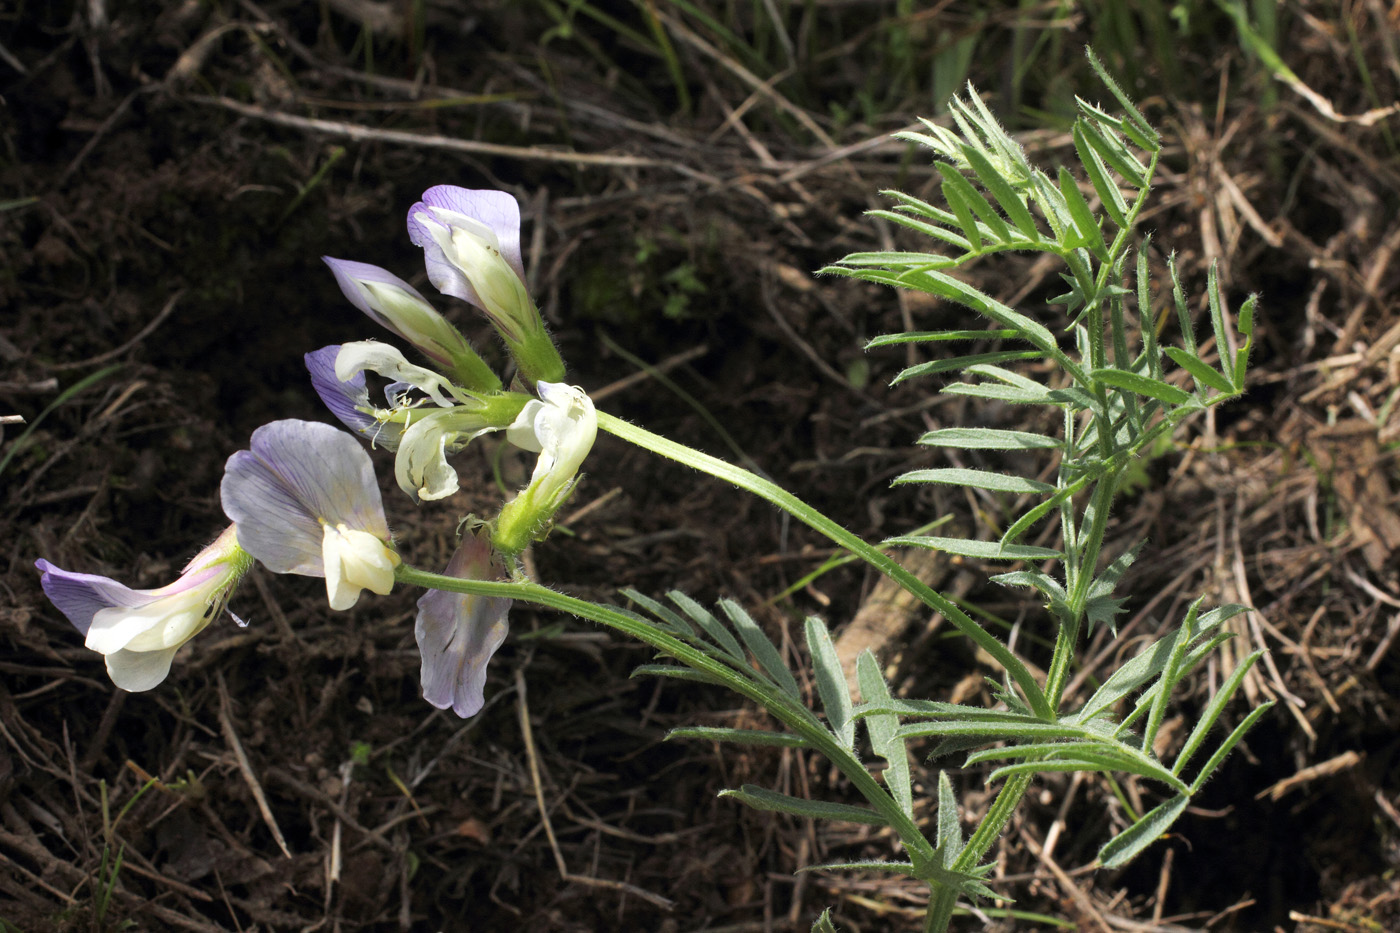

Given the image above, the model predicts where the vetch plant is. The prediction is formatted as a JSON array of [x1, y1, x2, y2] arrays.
[[37, 51, 1270, 931]]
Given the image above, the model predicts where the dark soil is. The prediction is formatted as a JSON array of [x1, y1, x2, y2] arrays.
[[4, 3, 1400, 932]]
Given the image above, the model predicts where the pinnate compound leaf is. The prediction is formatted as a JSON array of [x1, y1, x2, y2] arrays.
[[1098, 794, 1189, 869], [806, 617, 855, 749], [1028, 167, 1073, 243], [864, 211, 972, 252], [972, 741, 1189, 792], [959, 144, 1042, 242], [1188, 701, 1274, 794], [667, 726, 808, 748], [721, 600, 801, 698], [1163, 347, 1233, 394], [941, 382, 1053, 405], [897, 719, 1084, 742], [1207, 264, 1234, 386], [918, 428, 1060, 451], [985, 758, 1186, 794], [800, 860, 917, 875], [1073, 108, 1149, 188], [936, 161, 1013, 244], [1136, 245, 1165, 381], [884, 536, 1062, 562], [895, 271, 1064, 363], [1237, 293, 1256, 338], [992, 569, 1071, 623], [1074, 603, 1248, 725], [852, 697, 1013, 721], [1141, 596, 1204, 750], [1174, 648, 1264, 778], [856, 652, 913, 818], [1084, 46, 1161, 151], [879, 187, 954, 220], [833, 248, 960, 269], [720, 784, 885, 825], [1000, 482, 1084, 549], [631, 664, 729, 687], [940, 175, 984, 250], [1075, 96, 1157, 154]]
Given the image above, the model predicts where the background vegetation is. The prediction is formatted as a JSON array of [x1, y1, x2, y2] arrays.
[[3, 1, 1399, 930]]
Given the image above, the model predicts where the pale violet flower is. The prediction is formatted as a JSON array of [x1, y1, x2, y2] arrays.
[[334, 340, 462, 409], [305, 345, 405, 450], [415, 530, 512, 718], [406, 187, 532, 342], [36, 525, 251, 691], [307, 344, 516, 503], [322, 257, 500, 392], [221, 420, 400, 611], [493, 382, 598, 555], [406, 186, 566, 386]]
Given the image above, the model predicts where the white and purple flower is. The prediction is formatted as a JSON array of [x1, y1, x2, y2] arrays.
[[406, 185, 566, 387], [35, 525, 251, 691], [305, 345, 406, 450], [221, 420, 400, 610], [406, 187, 530, 339], [415, 530, 512, 718]]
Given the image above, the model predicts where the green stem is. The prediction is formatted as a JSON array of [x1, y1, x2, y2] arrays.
[[924, 771, 1036, 933], [926, 884, 958, 933], [595, 411, 1053, 720]]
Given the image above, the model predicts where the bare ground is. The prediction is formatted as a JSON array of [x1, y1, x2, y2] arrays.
[[4, 3, 1400, 931]]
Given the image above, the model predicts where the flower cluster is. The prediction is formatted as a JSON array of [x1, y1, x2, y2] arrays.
[[37, 187, 595, 717]]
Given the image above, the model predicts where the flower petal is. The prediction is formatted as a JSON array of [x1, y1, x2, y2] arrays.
[[222, 420, 390, 576], [323, 256, 491, 378], [334, 341, 458, 408], [492, 383, 597, 555], [415, 535, 511, 718], [105, 647, 179, 692], [35, 559, 152, 636], [306, 345, 404, 449], [407, 187, 524, 307], [323, 257, 431, 332], [84, 581, 211, 654], [36, 527, 248, 691], [321, 523, 399, 610], [392, 407, 503, 502]]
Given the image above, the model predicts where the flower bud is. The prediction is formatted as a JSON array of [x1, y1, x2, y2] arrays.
[[493, 382, 597, 555], [323, 257, 500, 392]]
